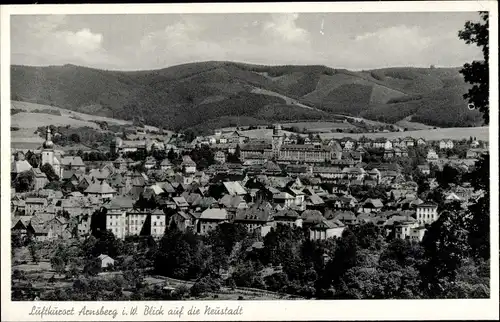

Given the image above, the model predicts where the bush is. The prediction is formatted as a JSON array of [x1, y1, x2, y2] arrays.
[[172, 284, 190, 299], [190, 276, 221, 297]]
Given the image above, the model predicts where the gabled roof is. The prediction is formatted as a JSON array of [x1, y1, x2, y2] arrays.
[[311, 218, 345, 230], [235, 208, 272, 222], [274, 209, 300, 219], [61, 156, 85, 167], [104, 196, 135, 210], [31, 168, 47, 178], [301, 209, 324, 222], [418, 201, 439, 207], [182, 155, 196, 166], [273, 192, 294, 200], [332, 210, 357, 221], [223, 181, 247, 196], [98, 254, 114, 261], [172, 196, 189, 207], [363, 198, 384, 208], [26, 197, 47, 204], [160, 159, 172, 166], [11, 160, 33, 174], [307, 194, 324, 205], [200, 208, 228, 220], [85, 180, 116, 195], [219, 194, 247, 209]]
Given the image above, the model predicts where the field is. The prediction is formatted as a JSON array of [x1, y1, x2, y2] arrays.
[[12, 100, 132, 126], [318, 126, 489, 141], [282, 121, 358, 132], [10, 100, 168, 150]]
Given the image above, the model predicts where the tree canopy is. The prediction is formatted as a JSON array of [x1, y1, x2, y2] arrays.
[[459, 11, 489, 124]]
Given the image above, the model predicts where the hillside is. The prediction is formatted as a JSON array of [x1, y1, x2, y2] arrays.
[[11, 62, 483, 134]]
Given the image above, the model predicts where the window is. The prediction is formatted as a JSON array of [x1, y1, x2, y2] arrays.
[[157, 216, 160, 219], [154, 222, 157, 226]]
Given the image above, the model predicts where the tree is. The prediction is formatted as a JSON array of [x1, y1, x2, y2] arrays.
[[420, 209, 471, 297], [40, 163, 60, 181], [14, 170, 35, 192], [458, 12, 489, 124], [44, 181, 63, 191], [83, 257, 102, 276], [29, 241, 40, 264], [70, 133, 81, 143], [465, 153, 490, 260], [51, 256, 66, 276], [167, 148, 177, 161]]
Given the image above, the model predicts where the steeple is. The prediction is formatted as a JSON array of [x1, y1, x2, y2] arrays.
[[43, 126, 54, 149]]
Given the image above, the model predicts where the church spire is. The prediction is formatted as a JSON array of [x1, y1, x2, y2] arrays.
[[43, 126, 54, 149]]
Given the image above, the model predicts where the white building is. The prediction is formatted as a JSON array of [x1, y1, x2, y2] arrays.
[[416, 202, 439, 225]]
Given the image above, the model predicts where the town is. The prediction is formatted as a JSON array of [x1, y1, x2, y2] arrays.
[[11, 122, 490, 300]]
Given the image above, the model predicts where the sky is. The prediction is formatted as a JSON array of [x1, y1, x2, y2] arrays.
[[10, 12, 484, 71]]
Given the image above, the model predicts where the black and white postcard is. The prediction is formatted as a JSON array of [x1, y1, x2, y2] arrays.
[[1, 1, 498, 321]]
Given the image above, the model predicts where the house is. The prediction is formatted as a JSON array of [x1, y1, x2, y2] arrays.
[[309, 219, 345, 241], [301, 209, 325, 228], [160, 159, 173, 171], [466, 148, 487, 159], [219, 194, 248, 211], [25, 198, 48, 215], [44, 216, 71, 240], [306, 194, 325, 209], [391, 216, 419, 240], [273, 192, 295, 208], [234, 208, 273, 234], [223, 181, 247, 196], [384, 140, 393, 150], [61, 156, 85, 172], [416, 138, 426, 146], [84, 180, 116, 201], [172, 196, 189, 211], [31, 168, 49, 191], [426, 149, 439, 162], [11, 158, 33, 179], [98, 254, 115, 269], [416, 202, 439, 225], [286, 188, 305, 210], [170, 211, 195, 232], [11, 216, 32, 237], [150, 208, 167, 238], [343, 140, 356, 151], [331, 211, 358, 226], [439, 139, 454, 150], [360, 198, 384, 213], [214, 151, 226, 164], [182, 155, 197, 174], [391, 138, 401, 148], [358, 137, 372, 148], [373, 138, 386, 149], [417, 164, 431, 175], [144, 156, 157, 169], [273, 209, 302, 227], [402, 137, 415, 147], [198, 208, 229, 235]]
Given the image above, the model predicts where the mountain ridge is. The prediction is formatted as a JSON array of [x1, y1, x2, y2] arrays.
[[10, 61, 482, 134]]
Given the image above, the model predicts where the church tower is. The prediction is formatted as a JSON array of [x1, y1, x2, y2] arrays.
[[41, 126, 54, 166], [272, 124, 283, 159]]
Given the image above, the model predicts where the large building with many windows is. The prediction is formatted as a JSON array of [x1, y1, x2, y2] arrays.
[[240, 124, 341, 163]]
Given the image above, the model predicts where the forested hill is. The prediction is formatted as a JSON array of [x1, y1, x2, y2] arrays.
[[11, 62, 483, 132]]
